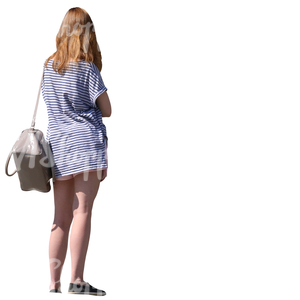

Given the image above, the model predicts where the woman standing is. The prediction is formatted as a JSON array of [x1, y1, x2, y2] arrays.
[[42, 7, 111, 296]]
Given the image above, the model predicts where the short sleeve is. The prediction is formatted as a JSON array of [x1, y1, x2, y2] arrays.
[[89, 63, 108, 107]]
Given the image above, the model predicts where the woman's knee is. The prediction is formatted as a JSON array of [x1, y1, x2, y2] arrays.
[[53, 215, 73, 229], [73, 198, 94, 216]]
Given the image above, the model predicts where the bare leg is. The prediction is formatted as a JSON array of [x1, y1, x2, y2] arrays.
[[70, 171, 102, 284], [49, 178, 75, 291]]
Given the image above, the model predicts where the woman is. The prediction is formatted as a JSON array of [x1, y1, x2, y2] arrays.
[[42, 7, 111, 296]]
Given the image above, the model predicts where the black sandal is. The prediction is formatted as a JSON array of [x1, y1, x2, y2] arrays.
[[49, 288, 62, 293], [68, 282, 106, 296]]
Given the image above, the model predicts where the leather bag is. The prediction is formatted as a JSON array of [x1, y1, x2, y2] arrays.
[[5, 65, 56, 192]]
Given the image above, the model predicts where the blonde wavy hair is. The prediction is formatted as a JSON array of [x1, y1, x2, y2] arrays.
[[44, 7, 103, 75]]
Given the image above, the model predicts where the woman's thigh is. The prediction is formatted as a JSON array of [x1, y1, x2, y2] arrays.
[[72, 171, 102, 215], [53, 178, 75, 223]]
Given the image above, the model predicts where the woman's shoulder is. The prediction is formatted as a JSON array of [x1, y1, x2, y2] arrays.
[[44, 58, 95, 71]]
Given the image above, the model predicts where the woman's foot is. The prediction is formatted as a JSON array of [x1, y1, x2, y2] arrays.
[[68, 282, 106, 296], [49, 289, 62, 293], [71, 279, 89, 286], [49, 282, 61, 292]]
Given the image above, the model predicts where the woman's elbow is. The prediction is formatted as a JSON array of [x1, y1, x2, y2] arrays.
[[103, 109, 112, 117]]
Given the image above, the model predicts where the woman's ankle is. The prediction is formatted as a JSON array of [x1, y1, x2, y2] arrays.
[[49, 280, 61, 290], [71, 278, 88, 285]]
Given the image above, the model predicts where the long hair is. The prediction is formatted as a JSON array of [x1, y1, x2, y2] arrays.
[[44, 7, 102, 75]]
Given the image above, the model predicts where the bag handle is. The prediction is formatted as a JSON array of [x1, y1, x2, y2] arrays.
[[5, 150, 17, 176], [30, 65, 45, 129]]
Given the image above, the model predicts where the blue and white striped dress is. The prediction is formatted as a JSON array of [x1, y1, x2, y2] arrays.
[[41, 59, 108, 180]]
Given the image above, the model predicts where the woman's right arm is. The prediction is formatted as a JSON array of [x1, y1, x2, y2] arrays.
[[96, 91, 112, 117]]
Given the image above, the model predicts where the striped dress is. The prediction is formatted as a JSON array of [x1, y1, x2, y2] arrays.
[[41, 59, 108, 180]]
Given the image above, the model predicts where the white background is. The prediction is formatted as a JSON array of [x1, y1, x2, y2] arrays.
[[1, 0, 299, 299]]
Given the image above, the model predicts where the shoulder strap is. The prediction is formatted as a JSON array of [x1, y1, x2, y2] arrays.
[[30, 65, 45, 128]]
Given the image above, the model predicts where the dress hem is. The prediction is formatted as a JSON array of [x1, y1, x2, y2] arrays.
[[55, 167, 108, 181]]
